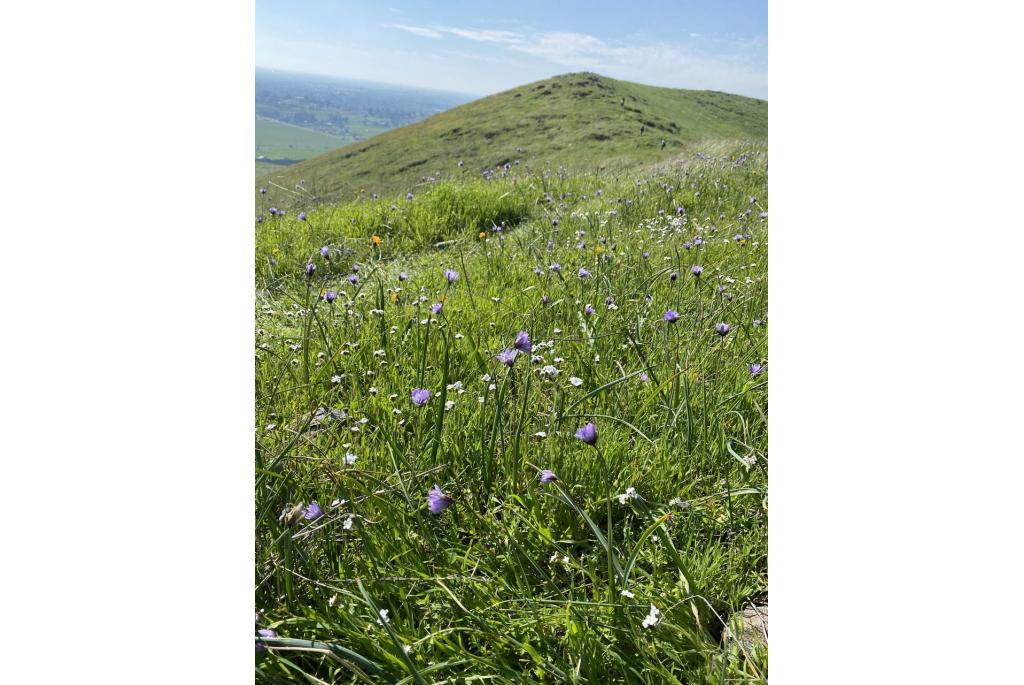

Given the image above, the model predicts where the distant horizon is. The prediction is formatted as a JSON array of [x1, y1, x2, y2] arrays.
[[255, 64, 767, 103]]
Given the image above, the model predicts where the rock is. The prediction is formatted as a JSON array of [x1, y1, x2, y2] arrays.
[[723, 604, 768, 656]]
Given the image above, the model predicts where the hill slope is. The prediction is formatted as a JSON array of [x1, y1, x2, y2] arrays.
[[257, 72, 766, 204]]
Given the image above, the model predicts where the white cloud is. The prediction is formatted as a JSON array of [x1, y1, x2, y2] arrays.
[[384, 24, 442, 39], [438, 27, 524, 44]]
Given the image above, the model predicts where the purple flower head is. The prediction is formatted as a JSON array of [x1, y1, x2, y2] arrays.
[[577, 241, 585, 249], [406, 192, 414, 201], [639, 372, 649, 382], [683, 241, 693, 250], [749, 363, 764, 376], [605, 296, 614, 307], [348, 274, 359, 284], [444, 269, 459, 284], [541, 294, 550, 306], [552, 218, 560, 226], [550, 263, 562, 273], [256, 628, 277, 651], [497, 348, 518, 367], [305, 262, 316, 277], [670, 271, 678, 282], [584, 304, 595, 316], [269, 207, 278, 216], [431, 303, 443, 315], [753, 319, 762, 327], [539, 469, 558, 484], [320, 246, 329, 258], [298, 212, 307, 221], [269, 257, 277, 266], [411, 388, 431, 406], [694, 237, 703, 246], [658, 209, 665, 216], [663, 309, 679, 323], [260, 187, 267, 195], [715, 323, 731, 337], [642, 251, 649, 260], [513, 331, 532, 353], [546, 240, 554, 249], [427, 484, 454, 514], [676, 206, 685, 215], [302, 501, 323, 521], [578, 267, 591, 279], [575, 422, 598, 446], [717, 284, 726, 293], [533, 266, 542, 276], [398, 272, 408, 282], [324, 290, 337, 304], [351, 264, 360, 273], [760, 211, 768, 219], [691, 265, 703, 278]]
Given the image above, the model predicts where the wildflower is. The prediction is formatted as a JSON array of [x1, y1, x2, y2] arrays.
[[642, 251, 649, 260], [324, 290, 337, 304], [539, 365, 559, 379], [256, 628, 277, 650], [411, 388, 431, 406], [427, 484, 454, 514], [539, 469, 558, 484], [691, 265, 703, 278], [670, 271, 678, 282], [750, 363, 764, 376], [480, 231, 487, 239], [575, 422, 598, 446], [302, 501, 323, 521], [398, 272, 408, 282], [299, 212, 307, 221], [663, 309, 679, 323], [305, 262, 316, 277], [347, 274, 358, 285], [269, 207, 278, 216], [569, 376, 583, 387], [513, 330, 532, 353], [345, 452, 357, 465], [546, 240, 554, 249], [753, 319, 762, 327], [584, 304, 595, 316], [541, 294, 550, 305], [444, 269, 458, 284], [715, 323, 731, 337], [641, 604, 661, 628], [260, 187, 267, 194], [431, 303, 442, 315], [497, 348, 518, 367], [578, 267, 590, 279], [343, 515, 354, 530], [320, 246, 329, 258], [639, 372, 649, 382], [552, 218, 559, 226], [377, 608, 391, 625], [331, 374, 342, 384], [550, 263, 562, 273], [683, 241, 693, 250], [406, 192, 413, 201], [617, 487, 638, 504], [621, 589, 635, 599], [371, 235, 382, 246]]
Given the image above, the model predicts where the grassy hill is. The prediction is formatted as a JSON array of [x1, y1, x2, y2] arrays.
[[256, 72, 766, 205]]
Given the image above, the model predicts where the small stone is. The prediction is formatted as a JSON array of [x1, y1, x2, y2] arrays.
[[723, 604, 768, 656]]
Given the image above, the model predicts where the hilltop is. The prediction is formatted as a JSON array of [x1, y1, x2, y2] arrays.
[[257, 72, 766, 205]]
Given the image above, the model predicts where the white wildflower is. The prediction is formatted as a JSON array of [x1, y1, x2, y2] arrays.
[[377, 609, 390, 625], [343, 515, 354, 530], [345, 452, 357, 465], [569, 377, 583, 387], [641, 604, 661, 628], [620, 589, 635, 599], [331, 375, 342, 384]]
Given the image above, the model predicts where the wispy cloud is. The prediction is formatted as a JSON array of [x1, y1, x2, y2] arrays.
[[380, 24, 767, 96], [384, 24, 442, 39]]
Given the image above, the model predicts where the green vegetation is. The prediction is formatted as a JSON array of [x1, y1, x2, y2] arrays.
[[256, 117, 350, 167], [255, 137, 768, 682], [256, 72, 767, 205]]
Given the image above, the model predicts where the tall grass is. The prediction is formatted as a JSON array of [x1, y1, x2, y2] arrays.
[[256, 143, 768, 683]]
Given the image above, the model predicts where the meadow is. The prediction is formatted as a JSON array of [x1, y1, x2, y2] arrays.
[[255, 139, 767, 683]]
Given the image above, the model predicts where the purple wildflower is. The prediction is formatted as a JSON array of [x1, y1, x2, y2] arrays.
[[550, 263, 562, 273], [683, 241, 693, 250], [324, 290, 337, 304], [670, 271, 678, 282], [753, 319, 762, 327], [427, 484, 454, 514], [411, 388, 431, 406], [302, 501, 323, 521], [260, 187, 267, 194], [575, 422, 598, 446], [256, 628, 277, 651], [320, 246, 329, 258], [578, 267, 590, 279], [269, 207, 278, 216], [541, 294, 550, 305], [513, 331, 532, 353], [691, 265, 703, 278], [715, 323, 731, 337], [497, 348, 518, 367], [398, 272, 408, 282], [642, 251, 649, 260], [298, 212, 307, 221], [406, 192, 414, 201], [750, 363, 764, 376], [305, 262, 316, 277], [552, 218, 559, 226], [348, 274, 358, 284], [663, 309, 679, 323], [444, 269, 459, 284], [533, 266, 542, 276], [539, 469, 558, 484], [584, 304, 595, 316], [546, 240, 554, 249], [431, 303, 443, 314]]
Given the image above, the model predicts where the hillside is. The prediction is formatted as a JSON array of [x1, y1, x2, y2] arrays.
[[256, 72, 767, 205], [255, 118, 349, 177]]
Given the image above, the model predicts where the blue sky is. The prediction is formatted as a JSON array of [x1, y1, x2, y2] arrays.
[[256, 1, 767, 98]]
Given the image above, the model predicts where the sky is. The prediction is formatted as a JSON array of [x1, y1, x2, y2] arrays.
[[256, 1, 767, 99]]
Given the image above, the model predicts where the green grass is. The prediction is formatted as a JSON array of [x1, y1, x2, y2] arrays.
[[257, 117, 351, 169], [256, 72, 767, 205], [255, 140, 768, 683]]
